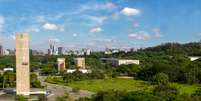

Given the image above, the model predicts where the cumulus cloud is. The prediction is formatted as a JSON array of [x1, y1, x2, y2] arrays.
[[88, 16, 108, 25], [152, 28, 163, 38], [73, 33, 78, 37], [0, 16, 5, 32], [90, 27, 103, 33], [104, 2, 117, 10], [133, 23, 140, 28], [75, 2, 117, 14], [42, 23, 64, 32], [121, 7, 140, 16], [128, 31, 151, 40]]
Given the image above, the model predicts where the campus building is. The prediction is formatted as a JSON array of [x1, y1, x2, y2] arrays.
[[57, 58, 66, 72], [188, 56, 201, 61], [100, 58, 140, 66], [74, 57, 85, 68]]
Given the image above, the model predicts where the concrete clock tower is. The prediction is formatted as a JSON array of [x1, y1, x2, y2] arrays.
[[16, 33, 30, 96]]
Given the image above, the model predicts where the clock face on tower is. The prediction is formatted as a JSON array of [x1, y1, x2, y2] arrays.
[[22, 62, 28, 65]]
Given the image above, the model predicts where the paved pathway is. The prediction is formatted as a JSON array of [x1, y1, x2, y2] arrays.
[[38, 76, 94, 101]]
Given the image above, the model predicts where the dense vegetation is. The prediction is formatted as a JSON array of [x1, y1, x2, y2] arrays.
[[0, 71, 41, 88], [1, 42, 201, 100], [1, 42, 201, 85], [73, 72, 201, 101]]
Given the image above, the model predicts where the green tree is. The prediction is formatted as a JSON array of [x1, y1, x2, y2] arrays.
[[38, 94, 47, 101], [153, 85, 179, 101], [152, 73, 169, 86], [116, 64, 141, 76], [93, 90, 125, 101], [41, 63, 57, 75], [123, 91, 161, 101], [3, 71, 16, 88], [30, 73, 41, 88]]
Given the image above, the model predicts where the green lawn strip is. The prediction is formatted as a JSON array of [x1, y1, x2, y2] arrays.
[[68, 78, 153, 92], [171, 83, 201, 94], [47, 78, 200, 94]]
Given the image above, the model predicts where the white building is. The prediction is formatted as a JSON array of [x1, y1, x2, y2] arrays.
[[3, 68, 14, 72], [86, 49, 91, 55], [66, 69, 91, 73], [74, 57, 86, 68], [189, 56, 201, 61], [3, 49, 10, 56], [100, 58, 140, 66]]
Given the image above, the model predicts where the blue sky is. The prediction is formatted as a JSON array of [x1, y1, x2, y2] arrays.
[[0, 0, 201, 51]]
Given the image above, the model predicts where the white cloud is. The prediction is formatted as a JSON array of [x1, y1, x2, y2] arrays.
[[9, 34, 16, 40], [90, 27, 103, 33], [104, 2, 117, 10], [26, 25, 40, 33], [121, 7, 140, 16], [133, 23, 139, 28], [36, 16, 46, 23], [93, 38, 114, 43], [152, 28, 163, 38], [0, 16, 5, 32], [48, 38, 60, 43], [75, 2, 117, 14], [42, 23, 64, 32], [128, 31, 151, 40], [35, 14, 66, 23], [73, 33, 78, 37], [88, 16, 108, 25]]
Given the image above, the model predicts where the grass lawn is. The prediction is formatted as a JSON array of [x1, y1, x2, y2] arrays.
[[66, 78, 200, 94], [47, 77, 200, 94], [68, 78, 153, 92], [172, 83, 200, 94]]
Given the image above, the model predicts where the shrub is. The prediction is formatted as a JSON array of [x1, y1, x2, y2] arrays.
[[15, 95, 28, 101], [72, 87, 80, 93], [152, 73, 169, 86]]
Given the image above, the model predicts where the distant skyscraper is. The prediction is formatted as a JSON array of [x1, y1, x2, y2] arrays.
[[49, 43, 54, 55], [48, 49, 51, 55], [16, 33, 30, 96], [0, 44, 3, 56], [58, 47, 64, 55], [48, 43, 58, 55]]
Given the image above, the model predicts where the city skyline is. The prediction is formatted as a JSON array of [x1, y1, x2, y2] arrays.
[[0, 0, 201, 51]]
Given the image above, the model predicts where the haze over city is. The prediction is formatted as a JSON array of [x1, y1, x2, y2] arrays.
[[0, 0, 201, 51]]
